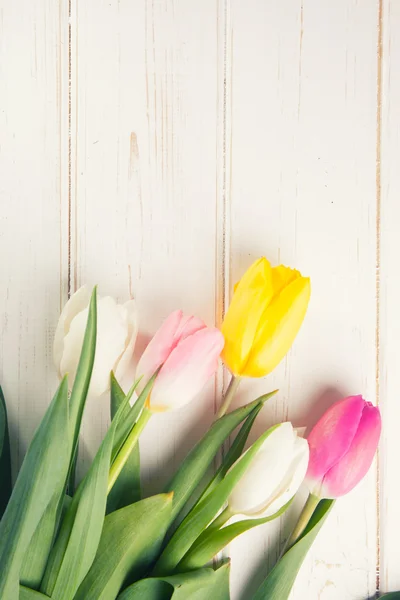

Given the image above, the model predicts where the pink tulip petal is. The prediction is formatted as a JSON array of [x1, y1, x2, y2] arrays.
[[306, 395, 365, 491], [175, 315, 206, 341], [136, 310, 183, 389], [148, 328, 225, 411], [321, 402, 381, 498]]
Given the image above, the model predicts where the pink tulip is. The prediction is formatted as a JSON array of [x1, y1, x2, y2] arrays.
[[305, 395, 381, 498], [136, 310, 225, 412]]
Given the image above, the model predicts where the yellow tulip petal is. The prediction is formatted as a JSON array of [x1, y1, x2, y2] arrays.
[[243, 276, 311, 377], [221, 257, 273, 375], [271, 265, 301, 300]]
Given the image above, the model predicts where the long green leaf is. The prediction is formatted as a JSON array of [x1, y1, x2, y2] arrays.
[[74, 494, 173, 600], [154, 424, 279, 575], [0, 377, 70, 599], [179, 500, 292, 571], [165, 390, 277, 525], [20, 586, 51, 599], [252, 499, 335, 600], [21, 289, 98, 587], [111, 372, 157, 462], [0, 386, 12, 518], [107, 375, 141, 513], [69, 287, 97, 448], [199, 402, 264, 502], [117, 560, 230, 600], [66, 287, 97, 493], [41, 391, 129, 600], [20, 492, 62, 588], [380, 594, 400, 599]]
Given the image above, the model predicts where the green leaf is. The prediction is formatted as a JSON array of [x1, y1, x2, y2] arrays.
[[165, 391, 277, 525], [21, 289, 98, 588], [20, 492, 63, 588], [380, 594, 400, 599], [199, 402, 264, 502], [111, 372, 156, 462], [66, 289, 97, 494], [74, 494, 173, 600], [0, 377, 70, 599], [178, 500, 292, 571], [69, 287, 97, 451], [154, 424, 280, 575], [20, 586, 51, 599], [41, 390, 129, 600], [252, 499, 335, 600], [107, 375, 141, 513], [117, 560, 230, 600], [0, 386, 12, 518]]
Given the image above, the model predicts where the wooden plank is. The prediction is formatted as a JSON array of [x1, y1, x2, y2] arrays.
[[0, 1, 69, 475], [226, 1, 379, 598], [70, 0, 222, 486], [380, 0, 400, 593]]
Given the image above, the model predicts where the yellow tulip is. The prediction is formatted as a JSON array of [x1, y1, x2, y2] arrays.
[[221, 257, 310, 377]]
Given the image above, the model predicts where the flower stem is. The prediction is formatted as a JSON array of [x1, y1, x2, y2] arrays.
[[284, 493, 320, 551], [207, 506, 233, 532], [217, 376, 241, 419], [107, 407, 152, 493]]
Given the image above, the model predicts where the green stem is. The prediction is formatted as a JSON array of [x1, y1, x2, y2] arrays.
[[107, 407, 152, 493], [207, 506, 233, 533], [284, 493, 320, 551], [179, 500, 292, 572], [216, 376, 241, 419]]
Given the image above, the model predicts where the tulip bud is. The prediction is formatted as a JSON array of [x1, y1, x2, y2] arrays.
[[221, 257, 311, 378], [305, 395, 381, 499], [227, 422, 309, 518], [54, 286, 137, 397], [136, 310, 224, 412]]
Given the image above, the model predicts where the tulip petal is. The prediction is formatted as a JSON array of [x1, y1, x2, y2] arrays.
[[243, 276, 311, 377], [114, 300, 138, 383], [262, 436, 309, 517], [53, 286, 91, 377], [175, 315, 206, 340], [228, 422, 296, 517], [320, 402, 381, 498], [270, 265, 301, 300], [305, 395, 365, 495], [136, 310, 184, 390], [148, 328, 224, 412], [221, 258, 273, 375], [60, 297, 129, 397]]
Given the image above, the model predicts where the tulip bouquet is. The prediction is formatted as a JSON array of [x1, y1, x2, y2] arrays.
[[0, 258, 382, 600]]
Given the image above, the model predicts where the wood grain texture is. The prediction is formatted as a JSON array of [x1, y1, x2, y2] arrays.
[[0, 0, 69, 474], [0, 0, 398, 598], [69, 0, 222, 485], [226, 1, 379, 598], [380, 0, 400, 593]]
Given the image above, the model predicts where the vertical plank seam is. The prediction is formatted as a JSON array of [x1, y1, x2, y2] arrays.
[[376, 0, 383, 595], [221, 0, 230, 325], [67, 0, 73, 299], [214, 0, 231, 414], [213, 0, 231, 567]]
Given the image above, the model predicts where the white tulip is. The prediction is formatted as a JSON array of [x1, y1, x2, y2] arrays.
[[228, 422, 309, 518], [54, 286, 137, 397]]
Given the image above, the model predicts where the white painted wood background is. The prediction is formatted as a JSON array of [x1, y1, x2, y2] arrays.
[[0, 0, 398, 598]]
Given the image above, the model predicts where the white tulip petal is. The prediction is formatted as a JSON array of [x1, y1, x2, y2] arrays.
[[260, 436, 309, 517], [53, 286, 91, 376], [60, 296, 129, 396], [228, 422, 296, 517], [114, 299, 138, 383]]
